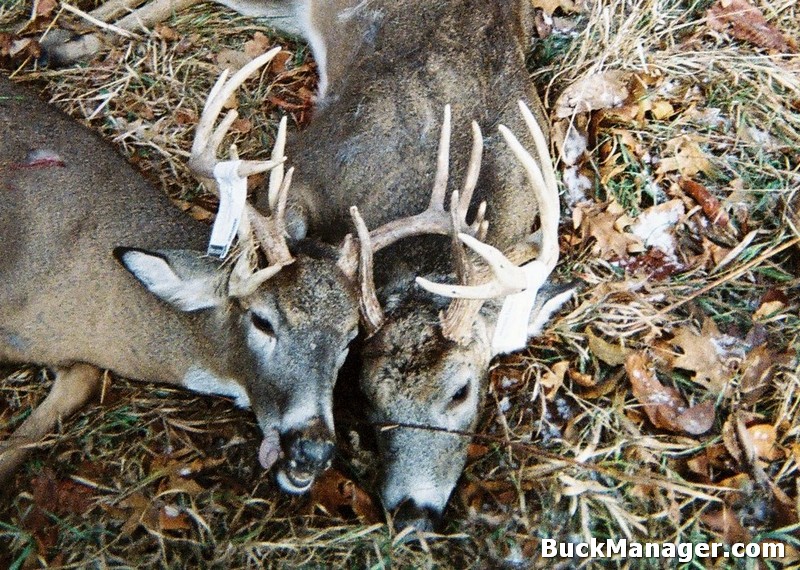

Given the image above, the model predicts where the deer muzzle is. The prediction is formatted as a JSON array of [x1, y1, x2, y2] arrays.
[[274, 418, 335, 494]]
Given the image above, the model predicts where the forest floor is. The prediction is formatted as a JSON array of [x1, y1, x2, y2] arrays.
[[1, 0, 799, 567]]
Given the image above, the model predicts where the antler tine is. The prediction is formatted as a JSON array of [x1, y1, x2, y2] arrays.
[[499, 102, 559, 270], [245, 167, 295, 267], [428, 104, 451, 211], [350, 206, 385, 334], [416, 233, 527, 299], [268, 116, 288, 211], [457, 121, 485, 233], [367, 107, 485, 253], [189, 47, 284, 181], [417, 100, 560, 303]]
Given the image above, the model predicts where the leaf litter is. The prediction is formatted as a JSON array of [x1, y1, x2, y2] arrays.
[[0, 0, 799, 566]]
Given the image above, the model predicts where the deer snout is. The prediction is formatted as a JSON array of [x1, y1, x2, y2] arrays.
[[392, 500, 443, 534], [275, 419, 335, 494]]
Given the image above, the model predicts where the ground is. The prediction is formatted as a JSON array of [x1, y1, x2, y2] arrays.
[[0, 0, 798, 567]]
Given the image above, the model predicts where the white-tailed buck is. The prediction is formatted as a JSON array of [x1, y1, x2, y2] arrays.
[[0, 56, 369, 493], [41, 0, 574, 529]]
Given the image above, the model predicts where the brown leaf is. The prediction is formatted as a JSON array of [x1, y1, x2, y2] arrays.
[[707, 0, 797, 53], [656, 136, 715, 178], [653, 319, 733, 393], [159, 506, 192, 531], [586, 328, 633, 366], [747, 424, 784, 461], [702, 505, 751, 544], [739, 344, 789, 406], [310, 469, 382, 524], [244, 31, 272, 59], [35, 0, 58, 18], [174, 107, 198, 126], [573, 201, 642, 259], [555, 71, 631, 118], [154, 24, 180, 42], [680, 178, 729, 226], [230, 118, 253, 134], [625, 353, 714, 434]]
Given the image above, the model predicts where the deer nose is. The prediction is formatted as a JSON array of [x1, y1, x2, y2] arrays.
[[392, 500, 442, 533], [295, 436, 335, 468], [284, 429, 335, 472]]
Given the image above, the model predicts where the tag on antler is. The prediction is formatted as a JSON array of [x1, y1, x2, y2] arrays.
[[491, 260, 549, 355], [207, 160, 248, 259]]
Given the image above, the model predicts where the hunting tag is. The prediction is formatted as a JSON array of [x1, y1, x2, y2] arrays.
[[491, 260, 548, 355], [207, 160, 247, 259]]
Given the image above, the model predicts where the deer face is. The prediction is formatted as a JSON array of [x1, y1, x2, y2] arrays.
[[359, 300, 491, 530], [116, 247, 359, 493]]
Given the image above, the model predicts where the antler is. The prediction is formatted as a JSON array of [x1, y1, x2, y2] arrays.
[[417, 100, 561, 344], [188, 46, 295, 292], [366, 105, 489, 252], [189, 47, 284, 179], [341, 105, 489, 333]]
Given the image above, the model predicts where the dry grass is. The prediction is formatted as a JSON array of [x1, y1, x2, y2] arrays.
[[1, 0, 799, 567]]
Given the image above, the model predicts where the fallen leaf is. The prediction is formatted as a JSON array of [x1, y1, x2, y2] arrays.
[[656, 135, 715, 178], [555, 71, 631, 118], [154, 24, 180, 42], [573, 201, 643, 259], [653, 319, 734, 393], [244, 31, 272, 58], [159, 505, 192, 531], [747, 424, 783, 461], [625, 353, 714, 434], [310, 469, 382, 524], [35, 0, 58, 18], [707, 0, 797, 53], [540, 360, 569, 398], [739, 344, 791, 406], [680, 178, 729, 226]]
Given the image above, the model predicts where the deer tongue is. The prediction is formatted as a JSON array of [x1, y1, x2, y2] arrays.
[[258, 429, 281, 470]]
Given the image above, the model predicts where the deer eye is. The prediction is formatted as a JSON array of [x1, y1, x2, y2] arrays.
[[449, 383, 470, 406], [251, 313, 275, 337]]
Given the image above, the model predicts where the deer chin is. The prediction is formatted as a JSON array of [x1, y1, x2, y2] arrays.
[[275, 466, 315, 494]]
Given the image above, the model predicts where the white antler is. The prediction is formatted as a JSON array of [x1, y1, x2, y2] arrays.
[[189, 47, 285, 180], [415, 100, 561, 345]]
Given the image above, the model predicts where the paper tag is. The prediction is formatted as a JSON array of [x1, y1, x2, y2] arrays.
[[207, 160, 247, 259], [491, 260, 549, 355]]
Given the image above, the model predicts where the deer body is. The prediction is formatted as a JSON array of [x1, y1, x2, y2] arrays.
[[258, 1, 565, 530], [0, 76, 361, 491]]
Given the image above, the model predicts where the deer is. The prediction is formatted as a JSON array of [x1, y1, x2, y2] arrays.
[[0, 49, 375, 494], [38, 0, 574, 530]]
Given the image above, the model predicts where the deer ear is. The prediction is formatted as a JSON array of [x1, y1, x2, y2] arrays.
[[114, 247, 224, 312]]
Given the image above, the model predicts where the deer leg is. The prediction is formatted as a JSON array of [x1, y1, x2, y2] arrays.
[[41, 0, 203, 65], [0, 363, 101, 481]]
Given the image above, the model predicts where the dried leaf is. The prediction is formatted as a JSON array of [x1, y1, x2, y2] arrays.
[[707, 0, 797, 53], [739, 344, 789, 406], [747, 424, 783, 461], [540, 360, 569, 398], [680, 178, 729, 226], [653, 319, 733, 393], [35, 0, 58, 18], [702, 505, 751, 545], [154, 24, 180, 42], [555, 71, 631, 118], [656, 135, 715, 178], [310, 469, 382, 524], [244, 31, 272, 58], [159, 506, 192, 531], [573, 201, 642, 259], [625, 353, 714, 434]]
